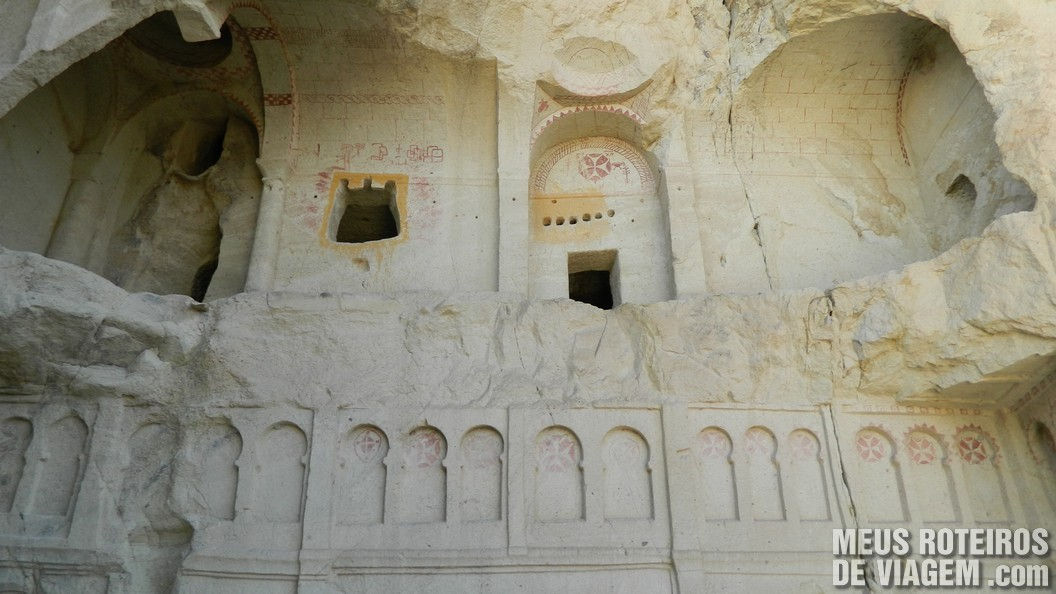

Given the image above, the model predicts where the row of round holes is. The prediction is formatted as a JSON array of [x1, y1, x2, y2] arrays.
[[543, 210, 616, 227]]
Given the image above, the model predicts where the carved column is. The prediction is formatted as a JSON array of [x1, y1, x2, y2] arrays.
[[45, 152, 105, 267], [245, 159, 288, 292], [659, 123, 709, 297], [496, 76, 533, 295]]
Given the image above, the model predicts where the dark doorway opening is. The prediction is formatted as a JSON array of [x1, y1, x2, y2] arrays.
[[569, 270, 613, 309], [568, 250, 617, 310], [333, 179, 399, 243]]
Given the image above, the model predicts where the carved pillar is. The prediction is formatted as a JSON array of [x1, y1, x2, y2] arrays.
[[660, 123, 709, 296], [45, 152, 105, 267], [245, 159, 287, 292], [496, 76, 533, 295]]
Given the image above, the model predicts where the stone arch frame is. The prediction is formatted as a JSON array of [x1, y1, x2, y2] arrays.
[[396, 425, 449, 523], [600, 426, 654, 521], [526, 107, 673, 304], [0, 416, 33, 513], [43, 86, 264, 299], [853, 425, 909, 522], [533, 425, 586, 522], [785, 428, 831, 521], [225, 2, 298, 291], [191, 417, 244, 522], [29, 411, 90, 519], [458, 425, 505, 523], [336, 423, 390, 525], [901, 424, 961, 522], [119, 419, 187, 540], [693, 426, 738, 521], [253, 420, 309, 523], [741, 425, 785, 521]]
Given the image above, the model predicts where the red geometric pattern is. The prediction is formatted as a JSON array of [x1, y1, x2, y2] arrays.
[[530, 136, 653, 195], [537, 430, 578, 472], [905, 433, 938, 465], [244, 26, 279, 40], [744, 427, 774, 458], [578, 153, 616, 182], [955, 425, 997, 465], [264, 93, 293, 106], [788, 430, 818, 461], [531, 104, 646, 145], [351, 426, 386, 463], [695, 428, 731, 460], [408, 429, 445, 469], [958, 435, 987, 464], [856, 431, 887, 463]]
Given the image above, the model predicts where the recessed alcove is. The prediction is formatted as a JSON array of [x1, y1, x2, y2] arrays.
[[528, 104, 672, 304], [0, 12, 264, 301], [731, 12, 1036, 290]]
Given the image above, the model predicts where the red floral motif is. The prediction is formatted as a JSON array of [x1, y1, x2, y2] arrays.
[[856, 432, 886, 463], [578, 153, 615, 182], [352, 427, 386, 463], [696, 429, 731, 460], [538, 431, 578, 472], [789, 431, 818, 461], [906, 434, 938, 465], [744, 428, 774, 458], [537, 99, 549, 112], [958, 435, 987, 464], [408, 430, 444, 468]]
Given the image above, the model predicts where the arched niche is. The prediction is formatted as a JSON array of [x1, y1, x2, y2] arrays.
[[395, 426, 448, 523], [0, 417, 32, 512], [743, 426, 784, 521], [528, 108, 672, 306], [693, 427, 737, 521], [601, 427, 652, 520], [254, 422, 307, 523], [31, 415, 88, 517], [786, 429, 830, 521], [901, 428, 960, 522], [196, 420, 242, 521], [120, 422, 189, 541], [534, 426, 584, 522], [81, 90, 262, 301], [0, 9, 269, 301], [731, 12, 1035, 290], [459, 426, 503, 522], [336, 424, 389, 525], [852, 428, 907, 522]]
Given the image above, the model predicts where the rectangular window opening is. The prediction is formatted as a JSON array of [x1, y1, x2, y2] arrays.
[[331, 178, 400, 243], [568, 250, 618, 310]]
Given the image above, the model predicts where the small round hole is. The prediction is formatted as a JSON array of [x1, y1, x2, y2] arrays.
[[556, 217, 565, 225], [607, 209, 615, 217], [543, 217, 551, 226], [583, 213, 591, 222], [570, 216, 578, 225], [594, 212, 602, 220], [551, 199, 557, 204]]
